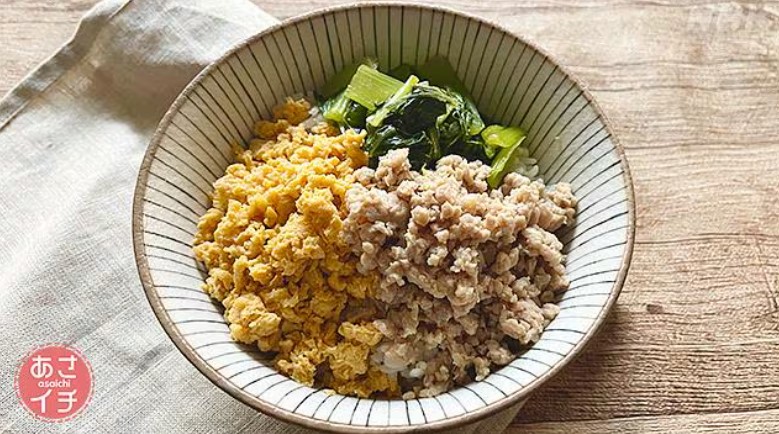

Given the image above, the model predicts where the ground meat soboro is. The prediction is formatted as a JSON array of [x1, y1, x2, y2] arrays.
[[342, 149, 577, 398], [192, 99, 398, 398]]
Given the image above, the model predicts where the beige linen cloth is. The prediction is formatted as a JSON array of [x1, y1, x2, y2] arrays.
[[0, 0, 522, 432]]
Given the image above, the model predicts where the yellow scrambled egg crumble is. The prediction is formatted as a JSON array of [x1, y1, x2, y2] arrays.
[[193, 99, 398, 397]]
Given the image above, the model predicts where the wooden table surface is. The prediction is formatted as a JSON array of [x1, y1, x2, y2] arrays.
[[4, 0, 778, 432]]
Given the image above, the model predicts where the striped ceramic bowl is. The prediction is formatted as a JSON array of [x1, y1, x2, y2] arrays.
[[133, 3, 635, 433]]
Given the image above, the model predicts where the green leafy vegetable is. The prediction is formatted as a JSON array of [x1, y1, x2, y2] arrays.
[[461, 97, 485, 136], [317, 57, 531, 188], [487, 135, 528, 188], [415, 56, 470, 98], [414, 55, 483, 136], [320, 90, 367, 128], [365, 82, 488, 169], [344, 65, 404, 111], [319, 58, 378, 99], [389, 64, 415, 81], [481, 125, 525, 158], [367, 75, 420, 128]]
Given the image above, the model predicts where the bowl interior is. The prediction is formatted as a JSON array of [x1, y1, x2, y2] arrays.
[[134, 4, 633, 432]]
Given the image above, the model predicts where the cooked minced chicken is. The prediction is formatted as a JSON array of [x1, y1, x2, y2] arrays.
[[343, 149, 577, 398]]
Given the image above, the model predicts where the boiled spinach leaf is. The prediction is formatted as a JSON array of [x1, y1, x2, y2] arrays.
[[365, 82, 487, 169]]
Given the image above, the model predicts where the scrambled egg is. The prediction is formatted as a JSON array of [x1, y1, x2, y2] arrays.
[[193, 99, 398, 397]]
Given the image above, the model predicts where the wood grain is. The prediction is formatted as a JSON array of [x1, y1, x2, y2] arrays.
[[507, 408, 779, 433], [0, 0, 92, 97], [2, 0, 778, 432]]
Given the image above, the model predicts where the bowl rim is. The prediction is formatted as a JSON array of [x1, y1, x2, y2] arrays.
[[132, 2, 636, 432]]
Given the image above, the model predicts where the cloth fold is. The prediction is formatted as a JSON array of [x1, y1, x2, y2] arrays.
[[0, 0, 522, 432]]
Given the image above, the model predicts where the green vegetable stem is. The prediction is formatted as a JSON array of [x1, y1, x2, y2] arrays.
[[487, 133, 527, 189], [344, 65, 404, 111], [316, 57, 532, 186]]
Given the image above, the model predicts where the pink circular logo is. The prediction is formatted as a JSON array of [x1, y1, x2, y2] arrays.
[[15, 344, 93, 422]]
